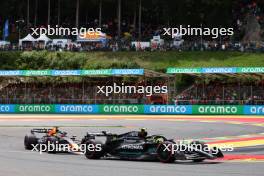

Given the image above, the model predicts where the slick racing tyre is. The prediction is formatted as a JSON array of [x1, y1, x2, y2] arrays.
[[24, 135, 38, 150], [85, 140, 104, 159], [156, 141, 175, 163]]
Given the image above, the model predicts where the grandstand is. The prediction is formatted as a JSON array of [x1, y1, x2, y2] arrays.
[[168, 67, 264, 105], [0, 69, 173, 105], [0, 67, 264, 106]]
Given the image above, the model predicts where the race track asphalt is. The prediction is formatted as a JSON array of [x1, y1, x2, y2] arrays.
[[0, 117, 263, 176]]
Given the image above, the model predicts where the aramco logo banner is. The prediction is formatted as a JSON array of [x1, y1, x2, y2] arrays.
[[0, 104, 262, 115]]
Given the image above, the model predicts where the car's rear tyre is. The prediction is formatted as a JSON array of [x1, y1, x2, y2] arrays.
[[24, 135, 38, 150], [85, 140, 104, 159], [156, 141, 175, 163]]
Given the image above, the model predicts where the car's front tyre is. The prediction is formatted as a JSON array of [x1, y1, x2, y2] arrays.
[[84, 140, 104, 159], [156, 141, 175, 163], [24, 135, 38, 150]]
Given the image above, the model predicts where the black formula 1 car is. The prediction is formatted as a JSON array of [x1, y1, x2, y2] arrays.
[[24, 127, 84, 153], [83, 130, 224, 163]]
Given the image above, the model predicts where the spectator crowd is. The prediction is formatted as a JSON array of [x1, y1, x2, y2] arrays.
[[175, 80, 264, 105], [0, 79, 264, 105], [0, 79, 167, 105], [1, 1, 264, 53]]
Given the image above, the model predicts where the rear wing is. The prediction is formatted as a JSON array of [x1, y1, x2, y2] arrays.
[[31, 128, 51, 134], [83, 131, 119, 140], [86, 131, 113, 137]]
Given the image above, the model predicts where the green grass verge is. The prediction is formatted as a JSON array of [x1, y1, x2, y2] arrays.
[[0, 51, 264, 71]]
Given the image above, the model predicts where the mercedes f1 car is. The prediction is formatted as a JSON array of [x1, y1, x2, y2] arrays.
[[83, 130, 224, 163], [24, 127, 85, 153]]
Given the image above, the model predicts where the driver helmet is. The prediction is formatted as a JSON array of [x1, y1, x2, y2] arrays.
[[48, 126, 59, 136], [139, 128, 148, 138]]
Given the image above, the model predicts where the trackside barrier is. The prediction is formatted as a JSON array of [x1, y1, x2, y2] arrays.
[[0, 69, 144, 76], [244, 106, 264, 115], [0, 105, 263, 115], [55, 105, 99, 114], [16, 104, 55, 113], [144, 105, 192, 114], [99, 105, 144, 114], [166, 67, 264, 74], [192, 105, 244, 115]]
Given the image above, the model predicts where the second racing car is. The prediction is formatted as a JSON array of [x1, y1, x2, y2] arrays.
[[24, 127, 91, 154]]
